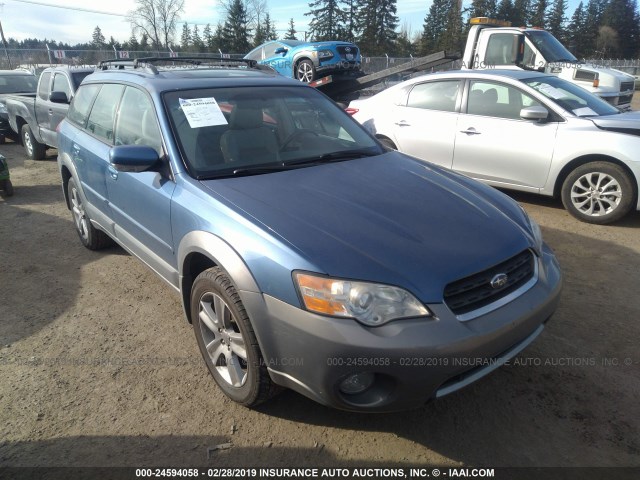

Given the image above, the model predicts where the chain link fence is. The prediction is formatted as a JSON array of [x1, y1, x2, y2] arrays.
[[1, 48, 638, 87]]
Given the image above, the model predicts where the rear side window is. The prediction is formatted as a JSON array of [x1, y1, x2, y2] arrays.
[[67, 84, 100, 127], [406, 80, 461, 112], [38, 72, 51, 100], [86, 84, 125, 142]]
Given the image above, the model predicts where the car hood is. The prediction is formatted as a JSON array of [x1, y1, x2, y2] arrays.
[[590, 110, 640, 136], [200, 153, 534, 302]]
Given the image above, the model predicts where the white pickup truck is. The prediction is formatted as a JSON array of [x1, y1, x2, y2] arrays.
[[462, 17, 636, 110]]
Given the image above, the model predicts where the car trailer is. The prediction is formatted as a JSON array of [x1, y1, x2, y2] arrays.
[[309, 51, 460, 102]]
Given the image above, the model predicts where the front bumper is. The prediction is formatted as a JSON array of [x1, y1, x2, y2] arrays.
[[241, 246, 562, 412]]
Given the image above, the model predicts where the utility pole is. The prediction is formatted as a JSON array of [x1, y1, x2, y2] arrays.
[[0, 13, 12, 69]]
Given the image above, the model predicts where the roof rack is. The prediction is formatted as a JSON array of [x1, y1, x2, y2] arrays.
[[98, 56, 268, 75]]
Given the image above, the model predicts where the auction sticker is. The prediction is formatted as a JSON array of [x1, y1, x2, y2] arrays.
[[179, 97, 228, 128]]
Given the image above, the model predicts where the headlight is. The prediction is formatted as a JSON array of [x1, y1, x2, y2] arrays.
[[294, 272, 431, 327], [0, 103, 7, 114], [317, 50, 334, 59]]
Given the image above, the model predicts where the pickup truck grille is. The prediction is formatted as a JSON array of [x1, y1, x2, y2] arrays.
[[444, 250, 535, 316], [621, 81, 635, 92]]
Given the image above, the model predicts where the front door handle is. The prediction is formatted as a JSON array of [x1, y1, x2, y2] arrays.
[[460, 127, 481, 135], [395, 120, 410, 127], [108, 165, 118, 180]]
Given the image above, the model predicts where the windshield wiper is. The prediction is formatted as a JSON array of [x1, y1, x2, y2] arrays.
[[287, 149, 378, 166]]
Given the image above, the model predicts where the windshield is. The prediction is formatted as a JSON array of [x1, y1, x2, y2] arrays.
[[525, 30, 577, 63], [164, 86, 381, 179], [0, 74, 37, 94], [71, 71, 93, 89], [523, 75, 620, 117]]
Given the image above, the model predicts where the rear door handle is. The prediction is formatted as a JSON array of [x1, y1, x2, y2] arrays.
[[395, 120, 410, 127], [460, 128, 481, 135]]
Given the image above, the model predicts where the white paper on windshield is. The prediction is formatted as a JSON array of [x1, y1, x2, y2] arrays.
[[179, 97, 228, 128], [572, 107, 597, 117], [535, 84, 565, 99]]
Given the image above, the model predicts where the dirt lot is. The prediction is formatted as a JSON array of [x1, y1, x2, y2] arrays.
[[1, 115, 639, 470]]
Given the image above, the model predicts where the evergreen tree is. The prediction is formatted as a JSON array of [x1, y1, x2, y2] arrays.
[[284, 18, 298, 40], [469, 0, 497, 18], [306, 0, 346, 40], [203, 24, 214, 50], [222, 0, 251, 53], [496, 0, 514, 22], [341, 0, 362, 42], [602, 0, 640, 57], [128, 33, 140, 51], [92, 26, 106, 48], [529, 0, 549, 27], [511, 0, 531, 25], [546, 0, 568, 43], [359, 0, 399, 55], [253, 22, 267, 47], [567, 2, 587, 56], [583, 0, 605, 56], [264, 13, 277, 41], [140, 32, 150, 50], [192, 25, 204, 52], [180, 22, 191, 49], [422, 0, 460, 54]]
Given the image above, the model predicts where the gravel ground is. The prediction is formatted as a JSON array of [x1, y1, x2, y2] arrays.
[[1, 98, 639, 470]]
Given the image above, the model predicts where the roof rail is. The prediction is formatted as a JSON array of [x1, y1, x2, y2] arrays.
[[98, 56, 265, 75]]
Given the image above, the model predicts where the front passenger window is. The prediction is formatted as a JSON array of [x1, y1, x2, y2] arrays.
[[86, 84, 125, 142], [115, 87, 163, 155], [467, 81, 542, 120]]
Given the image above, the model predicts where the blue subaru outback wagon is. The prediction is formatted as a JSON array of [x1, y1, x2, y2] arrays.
[[57, 57, 561, 412]]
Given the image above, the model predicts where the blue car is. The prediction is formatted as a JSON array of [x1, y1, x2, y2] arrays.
[[245, 39, 361, 82], [57, 57, 561, 412]]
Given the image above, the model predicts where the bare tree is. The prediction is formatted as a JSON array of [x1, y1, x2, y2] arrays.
[[128, 0, 185, 49]]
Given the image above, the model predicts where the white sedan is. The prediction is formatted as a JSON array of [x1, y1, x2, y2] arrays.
[[349, 69, 640, 224]]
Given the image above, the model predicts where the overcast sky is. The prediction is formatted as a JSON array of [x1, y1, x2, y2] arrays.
[[0, 0, 440, 46]]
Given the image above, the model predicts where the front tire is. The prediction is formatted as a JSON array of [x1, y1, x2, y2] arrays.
[[561, 161, 635, 224], [295, 59, 316, 83], [1, 179, 13, 196], [21, 124, 47, 160], [67, 177, 112, 249], [191, 267, 279, 406]]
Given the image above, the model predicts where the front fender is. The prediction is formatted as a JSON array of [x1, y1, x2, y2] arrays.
[[177, 230, 261, 320]]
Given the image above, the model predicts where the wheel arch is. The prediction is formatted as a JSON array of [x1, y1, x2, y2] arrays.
[[553, 154, 639, 202], [375, 134, 397, 149], [178, 231, 261, 324]]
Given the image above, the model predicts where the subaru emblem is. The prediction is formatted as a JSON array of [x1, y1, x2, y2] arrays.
[[345, 47, 351, 52], [490, 273, 508, 289]]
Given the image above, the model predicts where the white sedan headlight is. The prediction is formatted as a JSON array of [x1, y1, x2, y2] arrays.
[[294, 272, 431, 327]]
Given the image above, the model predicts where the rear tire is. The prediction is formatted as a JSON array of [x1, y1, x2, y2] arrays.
[[561, 161, 635, 224], [67, 177, 112, 250], [191, 267, 280, 407], [21, 124, 47, 160], [378, 137, 397, 150]]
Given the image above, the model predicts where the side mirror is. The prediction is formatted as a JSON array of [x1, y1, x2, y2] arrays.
[[274, 47, 288, 55], [520, 106, 549, 122], [109, 145, 159, 173], [49, 91, 69, 104]]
